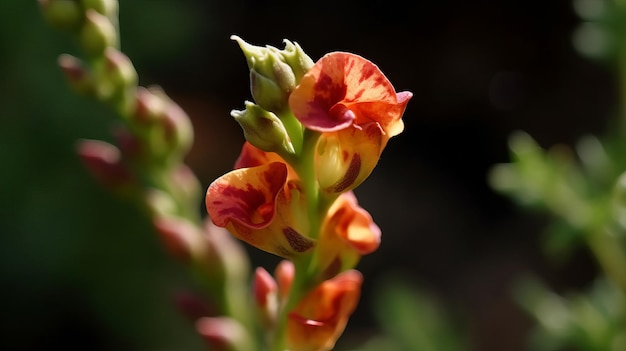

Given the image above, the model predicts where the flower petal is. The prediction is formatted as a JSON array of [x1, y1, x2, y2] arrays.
[[316, 192, 381, 274], [345, 90, 412, 138], [289, 52, 403, 132], [206, 162, 287, 229], [235, 142, 299, 183], [287, 270, 363, 351], [315, 123, 384, 193]]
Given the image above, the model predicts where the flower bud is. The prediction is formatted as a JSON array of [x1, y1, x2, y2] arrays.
[[232, 35, 307, 112], [58, 54, 95, 96], [80, 9, 117, 57], [76, 139, 133, 192], [275, 260, 295, 300], [112, 126, 142, 160], [104, 47, 138, 91], [134, 86, 166, 124], [249, 69, 287, 112], [253, 267, 279, 326], [172, 290, 216, 322], [161, 101, 194, 158], [153, 216, 207, 262], [196, 317, 252, 351], [278, 39, 314, 83], [39, 0, 83, 32], [231, 101, 295, 155]]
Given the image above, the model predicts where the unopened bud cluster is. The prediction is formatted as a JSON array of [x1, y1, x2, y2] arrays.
[[230, 36, 314, 156]]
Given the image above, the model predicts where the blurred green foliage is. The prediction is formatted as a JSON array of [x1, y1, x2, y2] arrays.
[[488, 1, 626, 350], [348, 275, 466, 351]]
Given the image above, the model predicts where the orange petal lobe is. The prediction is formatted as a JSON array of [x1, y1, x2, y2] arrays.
[[206, 162, 287, 229]]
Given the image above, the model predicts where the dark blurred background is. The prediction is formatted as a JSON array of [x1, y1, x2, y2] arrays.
[[0, 0, 615, 350]]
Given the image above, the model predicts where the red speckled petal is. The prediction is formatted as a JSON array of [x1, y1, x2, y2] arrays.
[[206, 162, 287, 229], [346, 90, 412, 137], [234, 142, 300, 183], [289, 52, 402, 132]]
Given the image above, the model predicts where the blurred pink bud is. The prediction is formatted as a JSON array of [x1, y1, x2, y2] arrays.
[[58, 54, 94, 96], [153, 216, 206, 262], [172, 290, 216, 322], [196, 317, 251, 351], [254, 267, 278, 307], [77, 139, 133, 191], [253, 267, 278, 325], [162, 102, 193, 155], [134, 86, 165, 124], [275, 260, 295, 300], [112, 126, 142, 159]]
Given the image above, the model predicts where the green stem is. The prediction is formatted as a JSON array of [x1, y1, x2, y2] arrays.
[[587, 228, 626, 294], [267, 130, 324, 351]]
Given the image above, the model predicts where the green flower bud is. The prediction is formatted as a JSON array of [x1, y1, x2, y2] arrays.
[[232, 35, 312, 113], [104, 48, 137, 113], [231, 101, 295, 155], [278, 39, 314, 83], [134, 87, 193, 164], [77, 139, 135, 194], [249, 69, 287, 112], [39, 0, 83, 32], [104, 48, 137, 91], [80, 9, 117, 56]]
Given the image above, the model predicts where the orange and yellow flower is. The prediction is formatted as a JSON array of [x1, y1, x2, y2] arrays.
[[206, 143, 381, 267], [289, 52, 412, 193], [206, 142, 312, 258]]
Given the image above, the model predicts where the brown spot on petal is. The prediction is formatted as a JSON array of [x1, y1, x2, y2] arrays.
[[283, 227, 315, 253], [330, 153, 361, 193]]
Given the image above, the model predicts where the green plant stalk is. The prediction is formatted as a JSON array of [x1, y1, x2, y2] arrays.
[[587, 228, 626, 294]]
